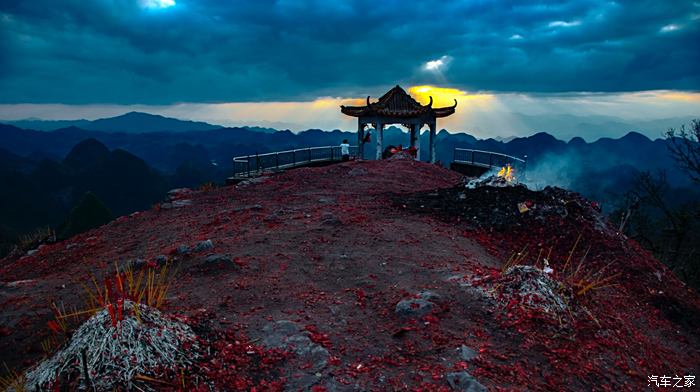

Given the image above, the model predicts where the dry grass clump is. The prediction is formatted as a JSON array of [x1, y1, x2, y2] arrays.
[[483, 234, 620, 331], [36, 261, 179, 370], [502, 234, 619, 298], [0, 364, 26, 392], [18, 227, 55, 251], [198, 182, 217, 192]]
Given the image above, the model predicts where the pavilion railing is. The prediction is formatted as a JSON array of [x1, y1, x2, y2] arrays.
[[233, 145, 358, 178], [452, 148, 527, 173]]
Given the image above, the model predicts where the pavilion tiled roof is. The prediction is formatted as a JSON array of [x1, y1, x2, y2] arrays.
[[341, 85, 457, 119]]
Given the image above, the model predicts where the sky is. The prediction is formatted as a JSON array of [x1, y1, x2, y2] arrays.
[[1, 0, 699, 139]]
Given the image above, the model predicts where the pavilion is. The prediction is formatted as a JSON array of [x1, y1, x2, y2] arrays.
[[340, 85, 457, 163]]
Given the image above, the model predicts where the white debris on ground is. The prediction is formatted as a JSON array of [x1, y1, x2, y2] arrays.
[[166, 188, 193, 201], [466, 175, 512, 189], [498, 265, 569, 314], [237, 176, 270, 187], [160, 188, 195, 209], [542, 259, 554, 274], [23, 301, 199, 391], [470, 265, 571, 317], [465, 165, 520, 189]]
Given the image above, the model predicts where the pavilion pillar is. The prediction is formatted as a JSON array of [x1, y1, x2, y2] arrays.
[[410, 124, 419, 147], [375, 122, 384, 160], [412, 123, 421, 161], [429, 122, 436, 163], [357, 120, 364, 159]]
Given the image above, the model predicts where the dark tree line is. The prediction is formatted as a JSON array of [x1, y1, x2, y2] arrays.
[[614, 120, 700, 289], [666, 119, 700, 185]]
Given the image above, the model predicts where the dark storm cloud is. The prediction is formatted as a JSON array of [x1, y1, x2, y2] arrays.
[[0, 0, 698, 104]]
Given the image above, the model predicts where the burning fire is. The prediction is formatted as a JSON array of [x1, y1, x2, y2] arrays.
[[497, 164, 515, 182], [466, 163, 518, 189]]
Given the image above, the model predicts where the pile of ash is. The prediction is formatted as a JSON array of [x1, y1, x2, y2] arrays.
[[466, 174, 516, 188], [22, 301, 199, 391], [466, 164, 518, 188], [466, 264, 576, 332], [399, 182, 606, 232], [490, 265, 569, 314]]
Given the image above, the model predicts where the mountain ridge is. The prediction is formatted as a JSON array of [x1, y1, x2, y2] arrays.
[[1, 112, 222, 133], [1, 122, 693, 197], [2, 112, 694, 140]]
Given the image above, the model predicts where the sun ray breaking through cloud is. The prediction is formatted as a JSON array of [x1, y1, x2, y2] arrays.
[[1, 89, 698, 142], [139, 0, 176, 9]]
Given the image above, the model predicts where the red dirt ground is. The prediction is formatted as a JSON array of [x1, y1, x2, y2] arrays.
[[1, 158, 699, 391]]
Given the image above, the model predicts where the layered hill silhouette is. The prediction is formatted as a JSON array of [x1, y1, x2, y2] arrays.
[[2, 116, 698, 255], [2, 117, 696, 211], [0, 139, 169, 256], [3, 112, 221, 133], [0, 117, 689, 185], [0, 159, 697, 390], [2, 114, 698, 263], [3, 112, 692, 139]]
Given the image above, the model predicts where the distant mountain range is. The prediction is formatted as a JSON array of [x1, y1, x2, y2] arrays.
[[1, 114, 695, 196], [2, 112, 222, 133], [1, 112, 698, 256], [1, 112, 286, 134], [2, 111, 695, 140], [495, 113, 697, 141], [0, 113, 694, 186]]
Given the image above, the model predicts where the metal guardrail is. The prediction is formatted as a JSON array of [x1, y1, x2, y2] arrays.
[[452, 148, 527, 173], [233, 145, 358, 178]]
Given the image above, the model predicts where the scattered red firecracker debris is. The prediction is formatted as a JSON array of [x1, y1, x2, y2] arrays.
[[0, 159, 698, 391]]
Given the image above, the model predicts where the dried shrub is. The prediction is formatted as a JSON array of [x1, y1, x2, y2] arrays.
[[198, 182, 217, 192], [0, 363, 26, 392], [17, 227, 55, 252]]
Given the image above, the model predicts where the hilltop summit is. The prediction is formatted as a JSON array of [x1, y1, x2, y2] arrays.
[[1, 159, 698, 390], [63, 138, 110, 170], [88, 112, 221, 133]]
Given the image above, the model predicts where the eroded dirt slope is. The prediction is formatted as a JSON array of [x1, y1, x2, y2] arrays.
[[1, 158, 698, 391]]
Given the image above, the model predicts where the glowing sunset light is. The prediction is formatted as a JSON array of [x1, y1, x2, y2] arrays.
[[657, 91, 700, 102], [312, 97, 365, 109], [408, 85, 494, 107]]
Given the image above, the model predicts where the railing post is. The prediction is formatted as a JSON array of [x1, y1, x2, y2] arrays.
[[331, 146, 334, 160], [471, 150, 474, 164], [256, 152, 260, 173], [246, 155, 250, 178], [276, 152, 279, 170], [453, 147, 456, 162], [293, 150, 296, 167], [308, 147, 311, 163]]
